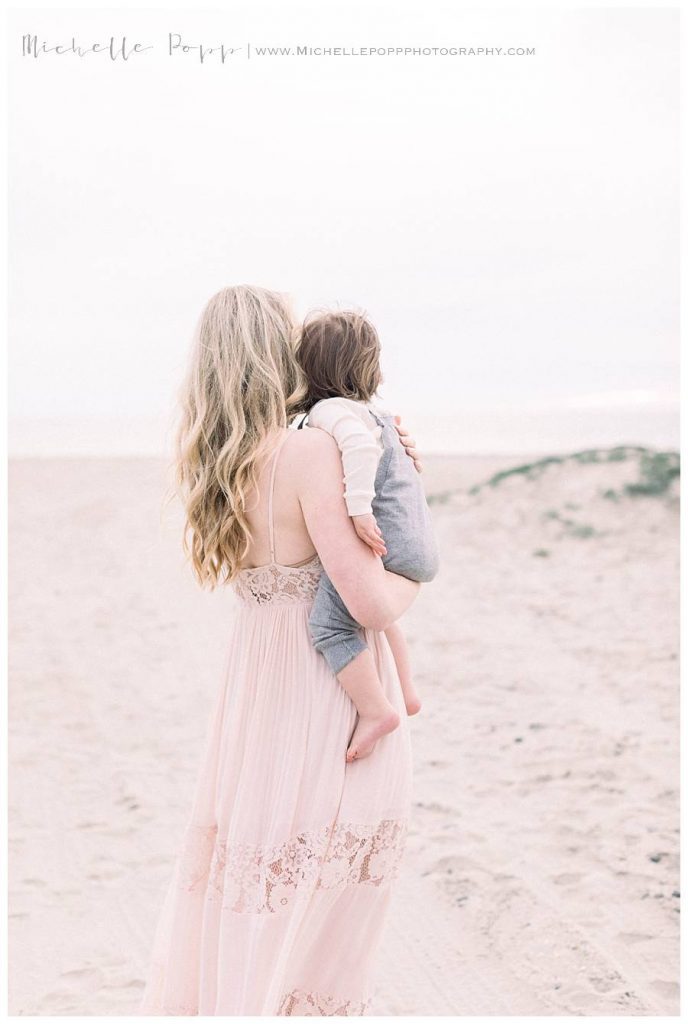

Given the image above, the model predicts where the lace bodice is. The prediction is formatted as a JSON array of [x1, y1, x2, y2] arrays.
[[232, 433, 324, 607], [232, 556, 323, 607]]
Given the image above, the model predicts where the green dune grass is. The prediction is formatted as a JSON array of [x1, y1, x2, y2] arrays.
[[458, 446, 680, 499], [426, 447, 680, 550]]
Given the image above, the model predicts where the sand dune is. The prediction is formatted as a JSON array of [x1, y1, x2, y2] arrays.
[[8, 448, 679, 1015]]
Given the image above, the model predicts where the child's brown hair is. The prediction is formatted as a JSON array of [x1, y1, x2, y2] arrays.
[[296, 310, 382, 409]]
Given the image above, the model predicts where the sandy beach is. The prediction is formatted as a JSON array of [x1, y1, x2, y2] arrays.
[[8, 447, 680, 1016]]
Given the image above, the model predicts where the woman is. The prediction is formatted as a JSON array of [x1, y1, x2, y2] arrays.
[[141, 285, 419, 1015]]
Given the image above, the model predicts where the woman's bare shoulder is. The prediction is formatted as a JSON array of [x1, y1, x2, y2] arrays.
[[287, 424, 339, 456], [285, 425, 341, 477]]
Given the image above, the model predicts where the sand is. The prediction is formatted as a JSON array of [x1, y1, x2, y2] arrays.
[[8, 447, 680, 1015]]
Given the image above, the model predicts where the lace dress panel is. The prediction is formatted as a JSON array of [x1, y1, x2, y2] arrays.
[[232, 557, 323, 607], [277, 988, 370, 1016], [177, 818, 407, 915]]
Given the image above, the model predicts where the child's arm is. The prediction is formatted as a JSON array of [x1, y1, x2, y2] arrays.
[[308, 399, 385, 555]]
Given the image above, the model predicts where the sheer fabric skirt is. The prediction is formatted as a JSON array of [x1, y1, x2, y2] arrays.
[[141, 579, 412, 1016]]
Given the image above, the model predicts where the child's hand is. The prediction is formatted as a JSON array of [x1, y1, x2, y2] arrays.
[[352, 513, 387, 558]]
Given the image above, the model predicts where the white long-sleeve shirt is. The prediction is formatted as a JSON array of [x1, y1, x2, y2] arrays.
[[308, 397, 384, 517]]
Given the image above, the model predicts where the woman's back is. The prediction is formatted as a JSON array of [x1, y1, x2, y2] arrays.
[[240, 430, 318, 570]]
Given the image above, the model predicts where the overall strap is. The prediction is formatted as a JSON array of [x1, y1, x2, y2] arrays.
[[267, 431, 290, 563], [366, 404, 386, 429]]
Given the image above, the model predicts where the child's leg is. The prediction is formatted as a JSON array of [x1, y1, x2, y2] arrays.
[[309, 571, 400, 761], [384, 622, 421, 715], [338, 650, 400, 762]]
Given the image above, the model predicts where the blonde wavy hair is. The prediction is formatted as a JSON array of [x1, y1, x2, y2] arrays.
[[175, 285, 306, 587]]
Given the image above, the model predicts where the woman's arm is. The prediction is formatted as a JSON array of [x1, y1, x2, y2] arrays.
[[295, 429, 419, 631]]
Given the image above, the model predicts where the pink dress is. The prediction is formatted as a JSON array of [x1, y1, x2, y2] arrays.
[[140, 438, 412, 1015]]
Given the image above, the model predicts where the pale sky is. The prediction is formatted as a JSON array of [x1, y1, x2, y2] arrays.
[[8, 4, 679, 454]]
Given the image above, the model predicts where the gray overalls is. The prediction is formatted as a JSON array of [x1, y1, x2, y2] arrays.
[[306, 409, 440, 674]]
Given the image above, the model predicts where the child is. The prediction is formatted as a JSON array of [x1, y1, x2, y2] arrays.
[[296, 310, 439, 762]]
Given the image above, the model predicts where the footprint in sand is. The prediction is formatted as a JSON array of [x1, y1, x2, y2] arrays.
[[565, 989, 606, 1010], [55, 966, 104, 996], [104, 978, 145, 991], [60, 967, 102, 980], [618, 932, 652, 945], [86, 867, 123, 881], [649, 979, 679, 1000], [588, 974, 621, 994]]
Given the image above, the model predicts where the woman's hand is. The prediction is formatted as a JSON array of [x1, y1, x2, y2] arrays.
[[394, 416, 423, 473]]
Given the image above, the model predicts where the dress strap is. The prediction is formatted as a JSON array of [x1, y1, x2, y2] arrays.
[[267, 431, 290, 563]]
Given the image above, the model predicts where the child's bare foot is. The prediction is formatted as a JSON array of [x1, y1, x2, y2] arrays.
[[346, 707, 400, 762], [405, 694, 422, 716]]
